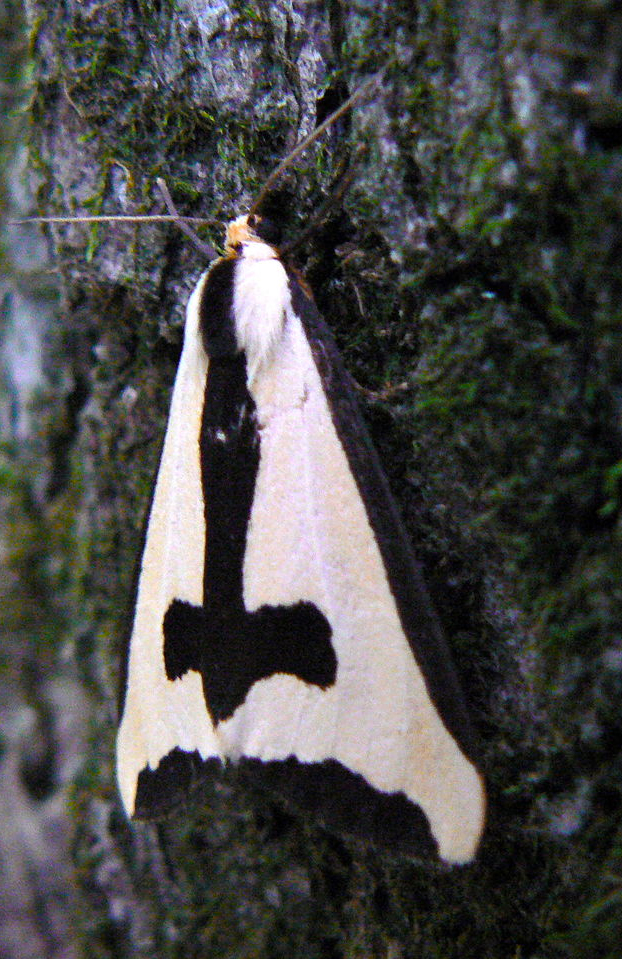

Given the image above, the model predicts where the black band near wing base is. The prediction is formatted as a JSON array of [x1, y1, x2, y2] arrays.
[[163, 597, 336, 723], [133, 748, 437, 859]]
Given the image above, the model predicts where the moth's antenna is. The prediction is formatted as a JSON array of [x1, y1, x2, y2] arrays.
[[9, 214, 210, 226], [154, 178, 217, 259], [279, 142, 367, 257], [250, 66, 388, 217], [11, 68, 387, 250], [11, 180, 218, 260]]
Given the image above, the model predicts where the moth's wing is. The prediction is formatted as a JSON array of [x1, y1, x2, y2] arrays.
[[116, 273, 222, 818], [217, 277, 485, 865]]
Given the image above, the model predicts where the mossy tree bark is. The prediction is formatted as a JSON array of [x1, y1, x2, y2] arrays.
[[14, 0, 622, 956]]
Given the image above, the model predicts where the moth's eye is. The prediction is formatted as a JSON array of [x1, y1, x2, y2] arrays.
[[247, 213, 258, 228]]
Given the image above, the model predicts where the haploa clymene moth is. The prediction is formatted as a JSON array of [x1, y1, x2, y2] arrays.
[[116, 213, 486, 865]]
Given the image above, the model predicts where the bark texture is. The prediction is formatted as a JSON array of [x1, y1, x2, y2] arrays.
[[7, 0, 622, 956]]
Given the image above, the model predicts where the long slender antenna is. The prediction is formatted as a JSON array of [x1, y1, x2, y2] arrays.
[[10, 182, 219, 260], [279, 142, 367, 257], [250, 66, 388, 216], [154, 178, 217, 259], [10, 214, 210, 226], [10, 66, 389, 253]]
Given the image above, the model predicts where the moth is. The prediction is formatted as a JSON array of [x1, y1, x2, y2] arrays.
[[19, 77, 486, 863], [116, 208, 486, 865]]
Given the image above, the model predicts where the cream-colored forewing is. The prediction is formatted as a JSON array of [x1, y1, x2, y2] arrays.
[[116, 272, 222, 817], [218, 303, 485, 865]]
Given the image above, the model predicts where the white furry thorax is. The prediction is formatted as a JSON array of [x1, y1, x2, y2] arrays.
[[227, 216, 291, 384]]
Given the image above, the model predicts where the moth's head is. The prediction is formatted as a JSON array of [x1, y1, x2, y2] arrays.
[[225, 213, 282, 256]]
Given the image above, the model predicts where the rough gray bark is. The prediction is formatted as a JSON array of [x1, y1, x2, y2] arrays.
[[5, 0, 622, 956]]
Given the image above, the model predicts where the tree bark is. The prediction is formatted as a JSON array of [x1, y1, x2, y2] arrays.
[[6, 0, 622, 956]]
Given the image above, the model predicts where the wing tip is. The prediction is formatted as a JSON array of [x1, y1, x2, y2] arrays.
[[436, 766, 487, 865]]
